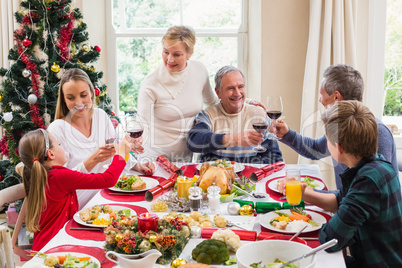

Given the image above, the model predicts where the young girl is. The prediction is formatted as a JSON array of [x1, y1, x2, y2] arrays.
[[19, 129, 131, 251]]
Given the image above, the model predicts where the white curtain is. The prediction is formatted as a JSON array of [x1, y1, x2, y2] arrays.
[[299, 0, 359, 190], [0, 0, 20, 160]]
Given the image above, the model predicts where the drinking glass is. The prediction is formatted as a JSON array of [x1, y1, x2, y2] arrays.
[[252, 109, 268, 152], [285, 169, 302, 206], [125, 112, 144, 139], [266, 96, 283, 140]]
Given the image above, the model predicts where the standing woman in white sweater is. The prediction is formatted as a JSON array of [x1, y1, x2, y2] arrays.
[[138, 26, 264, 164]]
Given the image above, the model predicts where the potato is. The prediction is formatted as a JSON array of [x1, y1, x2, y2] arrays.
[[44, 256, 58, 267]]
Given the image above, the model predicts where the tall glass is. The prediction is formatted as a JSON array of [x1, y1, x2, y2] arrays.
[[266, 96, 283, 140], [252, 108, 268, 152], [285, 169, 302, 206]]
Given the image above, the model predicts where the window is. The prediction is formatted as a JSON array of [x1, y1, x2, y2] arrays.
[[107, 0, 247, 112], [382, 0, 402, 129]]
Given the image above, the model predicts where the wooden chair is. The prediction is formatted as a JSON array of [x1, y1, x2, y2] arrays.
[[0, 225, 14, 268]]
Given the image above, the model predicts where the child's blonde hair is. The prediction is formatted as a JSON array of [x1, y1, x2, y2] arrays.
[[18, 129, 55, 233], [322, 100, 378, 158]]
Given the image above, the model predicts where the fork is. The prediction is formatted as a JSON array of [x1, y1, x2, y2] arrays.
[[226, 221, 247, 230]]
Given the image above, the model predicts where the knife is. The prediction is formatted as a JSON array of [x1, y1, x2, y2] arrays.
[[70, 227, 104, 231], [235, 175, 251, 191]]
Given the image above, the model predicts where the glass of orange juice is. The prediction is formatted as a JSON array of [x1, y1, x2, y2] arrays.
[[285, 169, 302, 206]]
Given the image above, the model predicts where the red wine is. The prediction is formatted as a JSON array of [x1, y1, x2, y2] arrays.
[[267, 111, 282, 119], [253, 123, 268, 133], [128, 129, 143, 138]]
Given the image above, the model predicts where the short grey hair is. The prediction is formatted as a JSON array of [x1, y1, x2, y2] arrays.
[[322, 64, 364, 101], [214, 65, 245, 91]]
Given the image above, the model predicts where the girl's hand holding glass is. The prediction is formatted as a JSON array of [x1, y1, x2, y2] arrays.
[[285, 169, 302, 206]]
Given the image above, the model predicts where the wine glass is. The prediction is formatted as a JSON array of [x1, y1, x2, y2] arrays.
[[266, 96, 283, 140], [252, 109, 268, 152], [285, 169, 302, 206], [125, 112, 144, 139]]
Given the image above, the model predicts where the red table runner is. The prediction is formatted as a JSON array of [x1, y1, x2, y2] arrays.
[[45, 245, 113, 268], [265, 175, 328, 202], [100, 175, 166, 202], [180, 164, 259, 178], [65, 203, 148, 241], [260, 209, 332, 248]]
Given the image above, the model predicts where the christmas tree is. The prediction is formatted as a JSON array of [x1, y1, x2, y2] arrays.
[[0, 0, 117, 196]]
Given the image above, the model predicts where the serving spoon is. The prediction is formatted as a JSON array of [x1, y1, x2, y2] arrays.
[[288, 225, 307, 241], [278, 239, 338, 267]]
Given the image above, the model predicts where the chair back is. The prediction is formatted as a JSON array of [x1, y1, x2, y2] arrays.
[[0, 225, 15, 268]]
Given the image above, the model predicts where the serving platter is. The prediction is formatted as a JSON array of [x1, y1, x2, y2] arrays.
[[268, 176, 325, 193], [109, 177, 159, 193], [23, 252, 100, 268], [196, 161, 245, 173], [73, 205, 136, 228], [259, 209, 327, 234]]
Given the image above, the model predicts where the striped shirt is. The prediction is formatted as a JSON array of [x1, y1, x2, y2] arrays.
[[319, 155, 402, 267], [187, 103, 283, 164]]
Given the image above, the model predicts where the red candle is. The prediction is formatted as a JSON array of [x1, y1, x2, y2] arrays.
[[138, 213, 158, 233]]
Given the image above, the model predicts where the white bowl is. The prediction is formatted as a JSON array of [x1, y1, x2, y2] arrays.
[[236, 240, 316, 268]]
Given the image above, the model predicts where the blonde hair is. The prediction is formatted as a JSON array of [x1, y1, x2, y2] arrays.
[[162, 25, 196, 54], [55, 68, 95, 120], [19, 129, 55, 233], [322, 100, 378, 158]]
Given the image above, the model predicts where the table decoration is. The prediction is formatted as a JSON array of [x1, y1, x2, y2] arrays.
[[249, 161, 285, 182], [255, 202, 282, 214], [43, 245, 113, 268], [156, 155, 183, 175], [201, 228, 257, 241], [145, 172, 179, 201], [177, 177, 193, 199], [104, 214, 190, 265], [138, 213, 158, 232]]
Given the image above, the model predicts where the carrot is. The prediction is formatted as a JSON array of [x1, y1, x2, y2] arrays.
[[77, 257, 91, 262], [109, 212, 117, 221], [290, 211, 310, 222], [57, 256, 66, 264]]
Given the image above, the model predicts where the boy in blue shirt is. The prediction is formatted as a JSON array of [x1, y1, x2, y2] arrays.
[[298, 100, 402, 267]]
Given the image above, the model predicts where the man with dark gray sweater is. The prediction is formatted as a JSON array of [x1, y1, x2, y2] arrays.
[[275, 64, 397, 189]]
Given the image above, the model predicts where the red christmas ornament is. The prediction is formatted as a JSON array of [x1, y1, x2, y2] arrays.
[[111, 111, 116, 116], [94, 45, 101, 52], [14, 148, 19, 156], [94, 87, 100, 96], [110, 118, 119, 129], [0, 174, 4, 182], [22, 38, 32, 47]]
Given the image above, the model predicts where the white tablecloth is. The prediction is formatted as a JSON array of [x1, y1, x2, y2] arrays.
[[24, 163, 346, 268]]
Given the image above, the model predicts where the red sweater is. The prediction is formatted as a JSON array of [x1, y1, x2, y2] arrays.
[[32, 155, 126, 251]]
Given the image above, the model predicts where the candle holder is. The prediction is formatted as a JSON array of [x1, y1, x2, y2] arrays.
[[137, 213, 158, 233]]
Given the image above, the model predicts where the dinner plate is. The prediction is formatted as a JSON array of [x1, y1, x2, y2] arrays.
[[109, 177, 159, 192], [196, 161, 245, 173], [259, 209, 327, 234], [23, 252, 100, 268], [268, 176, 325, 193], [73, 205, 136, 228], [178, 239, 253, 267]]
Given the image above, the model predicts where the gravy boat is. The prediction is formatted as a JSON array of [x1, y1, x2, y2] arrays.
[[105, 249, 162, 268]]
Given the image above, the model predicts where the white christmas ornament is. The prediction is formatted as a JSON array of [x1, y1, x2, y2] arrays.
[[22, 69, 31, 78], [28, 94, 38, 104], [3, 112, 13, 122]]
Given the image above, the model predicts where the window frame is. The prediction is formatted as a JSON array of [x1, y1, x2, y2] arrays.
[[105, 0, 248, 114]]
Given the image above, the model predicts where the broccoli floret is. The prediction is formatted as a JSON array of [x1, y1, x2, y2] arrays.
[[191, 239, 230, 265]]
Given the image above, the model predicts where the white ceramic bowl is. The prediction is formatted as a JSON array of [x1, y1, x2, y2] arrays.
[[236, 240, 316, 268]]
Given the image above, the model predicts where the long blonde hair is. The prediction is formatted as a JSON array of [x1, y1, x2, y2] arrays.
[[18, 129, 54, 233], [55, 68, 95, 120]]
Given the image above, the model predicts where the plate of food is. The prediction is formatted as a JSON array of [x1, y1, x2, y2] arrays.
[[73, 204, 135, 228], [109, 175, 159, 192], [259, 209, 327, 234], [23, 252, 100, 268], [268, 176, 325, 193], [196, 159, 245, 173]]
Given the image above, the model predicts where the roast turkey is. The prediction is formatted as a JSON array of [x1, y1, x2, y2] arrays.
[[196, 162, 235, 194]]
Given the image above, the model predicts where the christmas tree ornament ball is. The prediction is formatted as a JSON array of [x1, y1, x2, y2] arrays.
[[51, 62, 60, 73], [94, 45, 101, 52], [22, 38, 32, 47], [0, 94, 3, 102], [22, 69, 31, 77], [170, 258, 186, 268], [28, 94, 38, 104], [227, 202, 241, 215], [3, 112, 13, 122], [95, 87, 100, 96], [82, 44, 90, 52]]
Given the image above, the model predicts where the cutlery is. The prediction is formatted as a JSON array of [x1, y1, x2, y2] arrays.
[[232, 184, 254, 198], [278, 239, 338, 267], [235, 175, 251, 191], [70, 227, 104, 231], [226, 221, 248, 230], [108, 192, 140, 196], [289, 225, 307, 241]]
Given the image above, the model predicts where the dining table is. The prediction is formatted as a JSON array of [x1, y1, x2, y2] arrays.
[[22, 162, 346, 268]]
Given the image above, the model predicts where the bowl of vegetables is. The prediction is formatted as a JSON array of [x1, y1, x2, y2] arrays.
[[236, 240, 316, 268]]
